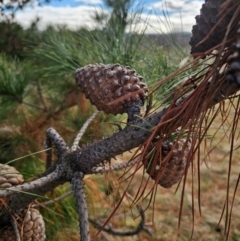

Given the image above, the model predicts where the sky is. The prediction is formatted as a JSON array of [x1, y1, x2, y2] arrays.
[[1, 0, 204, 33]]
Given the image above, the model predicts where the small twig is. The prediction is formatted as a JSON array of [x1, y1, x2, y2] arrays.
[[89, 204, 150, 237], [36, 80, 49, 112], [46, 127, 69, 155], [0, 168, 61, 198], [32, 190, 73, 207], [71, 172, 90, 241], [21, 100, 47, 111], [11, 214, 21, 241], [91, 157, 140, 174], [45, 138, 53, 170], [45, 127, 69, 170], [71, 110, 99, 151]]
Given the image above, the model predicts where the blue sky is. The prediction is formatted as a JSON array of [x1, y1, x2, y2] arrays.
[[1, 0, 204, 33]]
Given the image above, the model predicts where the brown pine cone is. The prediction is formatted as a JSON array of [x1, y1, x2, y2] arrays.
[[143, 138, 192, 188], [0, 164, 45, 240], [0, 208, 46, 241], [75, 64, 148, 117], [189, 0, 235, 55], [0, 163, 24, 188], [226, 24, 240, 85], [0, 226, 15, 241]]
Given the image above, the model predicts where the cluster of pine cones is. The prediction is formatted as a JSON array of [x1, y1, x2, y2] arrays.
[[0, 164, 45, 241]]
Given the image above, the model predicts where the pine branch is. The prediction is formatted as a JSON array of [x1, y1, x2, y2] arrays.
[[0, 168, 63, 199], [32, 190, 73, 207], [71, 110, 99, 151], [36, 80, 49, 112], [89, 204, 149, 237], [0, 167, 66, 226], [21, 100, 47, 111], [11, 215, 21, 241], [22, 89, 81, 135], [45, 127, 69, 170], [71, 172, 90, 241]]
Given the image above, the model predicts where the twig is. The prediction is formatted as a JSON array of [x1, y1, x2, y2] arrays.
[[11, 215, 21, 241], [21, 100, 47, 111], [71, 110, 99, 151], [89, 204, 150, 237], [0, 168, 62, 198], [45, 127, 69, 170], [71, 172, 90, 241], [99, 232, 112, 241], [45, 136, 53, 170], [32, 190, 73, 207], [36, 80, 49, 112], [46, 127, 69, 154], [42, 127, 70, 175]]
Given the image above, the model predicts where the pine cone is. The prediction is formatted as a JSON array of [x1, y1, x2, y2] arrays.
[[75, 63, 148, 115], [0, 208, 46, 241], [189, 0, 234, 55], [0, 227, 15, 241], [226, 24, 240, 85], [143, 138, 192, 188], [0, 163, 24, 188], [0, 164, 46, 240]]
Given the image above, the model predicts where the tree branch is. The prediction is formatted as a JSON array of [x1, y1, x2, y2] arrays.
[[11, 214, 21, 241], [71, 110, 99, 152], [0, 167, 67, 226], [32, 190, 73, 208], [71, 172, 90, 241], [89, 204, 151, 237]]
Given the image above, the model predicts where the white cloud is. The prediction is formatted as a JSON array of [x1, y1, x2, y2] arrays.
[[149, 0, 203, 14], [144, 0, 203, 33], [75, 0, 103, 4], [128, 13, 189, 34], [2, 0, 204, 33], [12, 5, 101, 30]]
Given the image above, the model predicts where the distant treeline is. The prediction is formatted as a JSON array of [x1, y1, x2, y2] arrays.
[[0, 20, 191, 60]]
